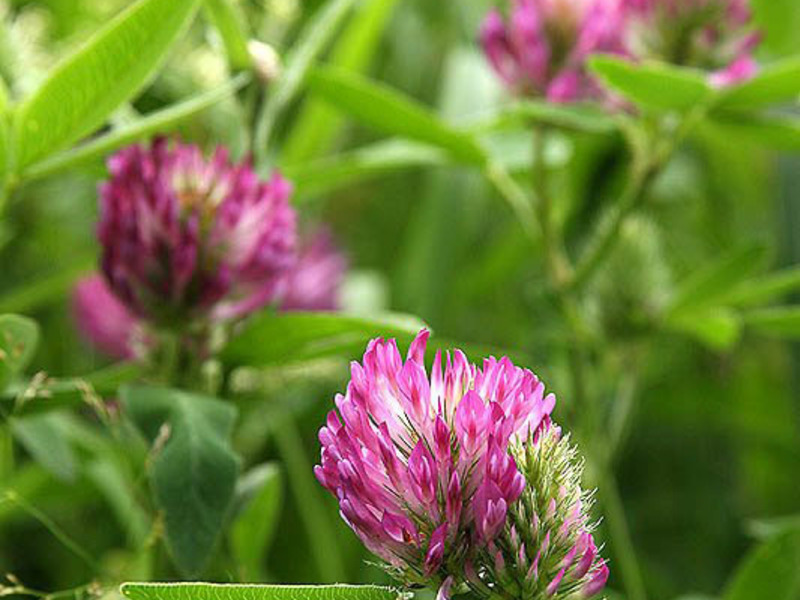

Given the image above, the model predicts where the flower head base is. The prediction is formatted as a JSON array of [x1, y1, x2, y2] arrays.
[[315, 330, 555, 589], [469, 421, 608, 599], [481, 0, 629, 102], [624, 0, 759, 85], [98, 138, 297, 327]]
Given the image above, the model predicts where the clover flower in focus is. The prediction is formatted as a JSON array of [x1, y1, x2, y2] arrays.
[[481, 0, 630, 102], [98, 138, 297, 327], [624, 0, 759, 86], [314, 330, 559, 596], [468, 420, 608, 599]]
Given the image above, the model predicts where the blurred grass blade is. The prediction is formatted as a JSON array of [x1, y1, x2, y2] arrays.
[[203, 0, 251, 70], [13, 0, 200, 169], [121, 583, 402, 600], [0, 258, 93, 313], [664, 307, 742, 351], [22, 75, 249, 182], [589, 56, 712, 112], [471, 100, 617, 134], [308, 67, 486, 165], [723, 529, 800, 600], [705, 111, 800, 151], [282, 0, 401, 164], [286, 138, 450, 201], [714, 56, 800, 110], [743, 306, 800, 338], [719, 265, 800, 306], [254, 0, 357, 160], [222, 311, 427, 367]]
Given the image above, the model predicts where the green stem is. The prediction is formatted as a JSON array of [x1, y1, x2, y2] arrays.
[[484, 161, 539, 244], [271, 407, 345, 582]]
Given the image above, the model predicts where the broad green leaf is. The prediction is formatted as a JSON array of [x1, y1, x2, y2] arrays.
[[723, 529, 800, 600], [752, 0, 800, 57], [230, 463, 282, 580], [665, 307, 742, 351], [308, 67, 487, 165], [254, 0, 357, 158], [121, 583, 402, 600], [471, 100, 617, 134], [714, 56, 800, 111], [203, 0, 251, 70], [14, 0, 200, 168], [0, 314, 40, 390], [9, 413, 77, 482], [743, 306, 800, 338], [666, 244, 768, 317], [286, 138, 450, 201], [707, 111, 800, 151], [282, 0, 402, 164], [22, 75, 248, 182], [719, 265, 800, 306], [222, 311, 427, 367], [121, 385, 240, 576], [589, 56, 712, 112]]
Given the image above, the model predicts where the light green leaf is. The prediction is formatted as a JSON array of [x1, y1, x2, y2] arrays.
[[665, 307, 742, 351], [589, 56, 712, 112], [121, 386, 240, 577], [718, 265, 800, 306], [0, 314, 40, 390], [714, 56, 800, 111], [752, 0, 800, 57], [666, 244, 768, 317], [743, 306, 800, 338], [14, 0, 200, 168], [121, 583, 402, 600], [747, 514, 800, 540], [9, 413, 77, 482], [222, 311, 427, 367], [286, 138, 450, 201], [254, 0, 357, 158], [203, 0, 251, 70], [282, 0, 402, 164], [307, 67, 487, 165], [22, 75, 248, 182], [723, 529, 800, 600], [230, 463, 282, 580], [472, 100, 617, 134], [707, 111, 800, 151]]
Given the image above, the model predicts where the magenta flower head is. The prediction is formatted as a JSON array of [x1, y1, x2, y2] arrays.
[[98, 138, 297, 327], [481, 0, 630, 102], [280, 227, 347, 312], [315, 330, 587, 597], [624, 0, 759, 85]]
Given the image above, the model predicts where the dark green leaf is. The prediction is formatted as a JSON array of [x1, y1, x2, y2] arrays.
[[121, 385, 240, 576], [743, 306, 800, 338], [714, 57, 800, 110], [307, 67, 487, 165], [589, 56, 712, 112], [230, 463, 282, 580], [222, 311, 427, 367], [0, 314, 40, 390], [121, 583, 402, 600], [13, 0, 200, 168], [203, 0, 251, 70], [9, 413, 77, 482], [723, 529, 800, 600]]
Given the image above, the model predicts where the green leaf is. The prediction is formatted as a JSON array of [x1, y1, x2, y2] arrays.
[[747, 514, 800, 540], [121, 583, 402, 600], [666, 244, 768, 317], [723, 529, 800, 600], [743, 306, 800, 339], [751, 0, 800, 57], [222, 311, 427, 367], [282, 0, 402, 164], [13, 0, 200, 168], [0, 260, 94, 314], [121, 385, 240, 576], [202, 0, 251, 70], [230, 463, 282, 580], [307, 67, 487, 165], [589, 56, 712, 112], [86, 456, 151, 546], [719, 265, 800, 306], [22, 75, 248, 182], [714, 56, 800, 111], [254, 0, 357, 158], [286, 138, 450, 201], [473, 100, 617, 134], [707, 111, 800, 151], [9, 413, 77, 482], [665, 307, 742, 351], [0, 314, 40, 390]]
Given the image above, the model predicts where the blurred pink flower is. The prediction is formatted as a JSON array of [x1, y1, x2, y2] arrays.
[[481, 0, 630, 101], [315, 330, 556, 595], [72, 275, 140, 360], [280, 227, 347, 312], [98, 138, 297, 326]]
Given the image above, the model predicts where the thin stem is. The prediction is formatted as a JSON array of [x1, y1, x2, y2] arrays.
[[484, 161, 540, 244], [271, 406, 345, 582]]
